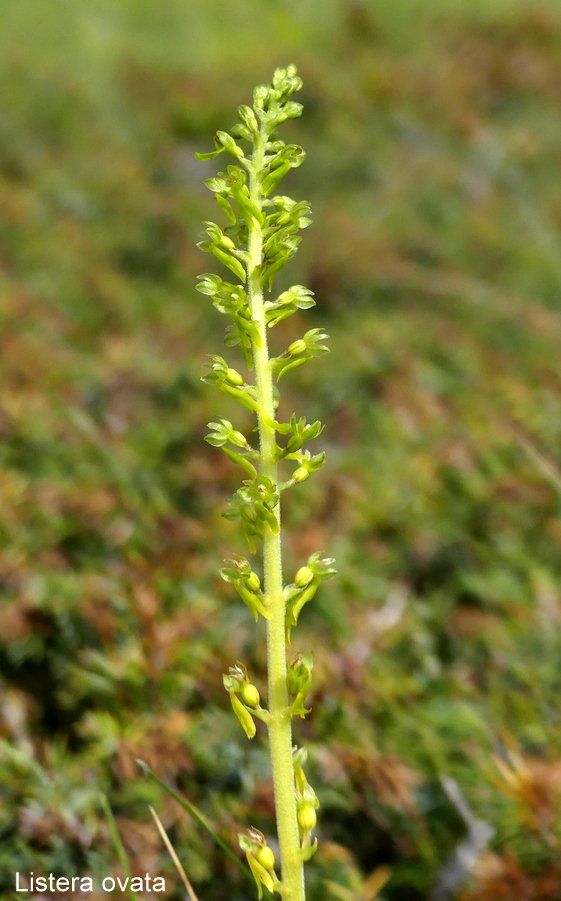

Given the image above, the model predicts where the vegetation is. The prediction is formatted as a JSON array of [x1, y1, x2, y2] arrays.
[[1, 2, 561, 899]]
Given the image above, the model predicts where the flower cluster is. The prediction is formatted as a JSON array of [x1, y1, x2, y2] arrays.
[[222, 476, 280, 554], [223, 663, 265, 738]]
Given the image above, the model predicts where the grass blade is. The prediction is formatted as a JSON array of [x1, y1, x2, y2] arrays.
[[518, 436, 561, 497], [149, 806, 200, 901], [99, 792, 137, 901], [136, 759, 253, 883]]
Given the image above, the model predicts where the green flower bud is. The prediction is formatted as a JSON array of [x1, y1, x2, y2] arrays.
[[284, 101, 303, 119], [226, 368, 244, 386], [255, 845, 275, 871], [293, 466, 309, 483], [230, 123, 251, 140], [218, 234, 237, 251], [245, 571, 261, 592], [240, 683, 261, 708], [298, 805, 317, 831], [215, 130, 243, 158], [235, 580, 271, 620], [294, 565, 314, 588], [287, 338, 307, 356], [272, 66, 287, 86], [230, 429, 249, 448], [253, 85, 269, 109], [238, 104, 259, 133]]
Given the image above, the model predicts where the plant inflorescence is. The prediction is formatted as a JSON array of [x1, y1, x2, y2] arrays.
[[197, 65, 335, 901]]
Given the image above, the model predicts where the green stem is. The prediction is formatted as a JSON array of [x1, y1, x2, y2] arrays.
[[247, 134, 305, 901]]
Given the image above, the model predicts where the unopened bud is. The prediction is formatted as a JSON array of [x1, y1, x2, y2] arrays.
[[231, 123, 251, 140], [287, 338, 307, 356], [253, 85, 269, 109], [284, 101, 303, 119], [245, 571, 261, 591], [230, 429, 248, 447], [255, 845, 275, 871], [294, 566, 314, 588], [240, 683, 260, 708], [297, 805, 317, 831], [226, 368, 244, 386], [216, 131, 243, 158], [218, 234, 236, 251], [272, 67, 286, 86], [239, 105, 259, 132]]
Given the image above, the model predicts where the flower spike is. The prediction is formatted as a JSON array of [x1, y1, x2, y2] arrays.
[[197, 65, 335, 901]]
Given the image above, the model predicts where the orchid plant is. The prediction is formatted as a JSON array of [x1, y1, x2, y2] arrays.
[[197, 65, 335, 901]]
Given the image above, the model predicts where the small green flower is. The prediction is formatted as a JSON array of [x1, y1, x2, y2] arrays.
[[265, 284, 315, 328], [205, 418, 248, 448], [305, 551, 338, 581], [271, 329, 330, 381], [205, 419, 257, 476], [293, 747, 320, 859], [223, 664, 263, 736], [229, 690, 256, 739], [220, 556, 270, 620], [289, 449, 326, 485], [287, 652, 314, 718], [201, 356, 260, 412], [239, 830, 278, 899], [285, 553, 337, 640]]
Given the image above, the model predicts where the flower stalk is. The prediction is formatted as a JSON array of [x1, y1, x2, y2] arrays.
[[197, 66, 335, 901]]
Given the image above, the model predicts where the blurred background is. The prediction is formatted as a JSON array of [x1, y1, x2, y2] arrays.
[[2, 1, 561, 898]]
